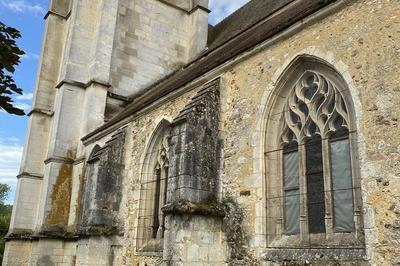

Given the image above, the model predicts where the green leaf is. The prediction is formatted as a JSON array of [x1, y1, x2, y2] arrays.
[[0, 21, 26, 116]]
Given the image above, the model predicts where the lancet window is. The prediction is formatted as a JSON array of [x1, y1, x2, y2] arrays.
[[151, 139, 169, 240], [137, 121, 170, 254]]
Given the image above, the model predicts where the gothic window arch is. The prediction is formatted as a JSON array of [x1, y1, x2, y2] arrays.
[[137, 119, 171, 254], [264, 57, 364, 259], [78, 144, 102, 229]]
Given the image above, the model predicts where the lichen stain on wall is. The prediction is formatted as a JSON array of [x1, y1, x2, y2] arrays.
[[74, 170, 85, 225], [46, 152, 74, 225]]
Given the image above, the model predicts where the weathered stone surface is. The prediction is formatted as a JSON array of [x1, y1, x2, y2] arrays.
[[5, 0, 400, 265], [167, 78, 221, 205], [77, 130, 126, 236]]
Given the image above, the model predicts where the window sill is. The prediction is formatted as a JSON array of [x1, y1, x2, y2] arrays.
[[262, 247, 366, 262], [136, 239, 164, 257]]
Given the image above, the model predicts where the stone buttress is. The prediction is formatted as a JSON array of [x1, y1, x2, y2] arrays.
[[4, 0, 210, 265]]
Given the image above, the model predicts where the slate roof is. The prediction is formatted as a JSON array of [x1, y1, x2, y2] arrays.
[[82, 0, 336, 141], [207, 0, 293, 51]]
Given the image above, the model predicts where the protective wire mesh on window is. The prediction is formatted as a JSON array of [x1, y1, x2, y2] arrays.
[[137, 129, 170, 252], [280, 71, 354, 234]]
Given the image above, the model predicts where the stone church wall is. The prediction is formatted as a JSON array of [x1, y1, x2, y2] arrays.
[[4, 0, 399, 265], [115, 0, 399, 264]]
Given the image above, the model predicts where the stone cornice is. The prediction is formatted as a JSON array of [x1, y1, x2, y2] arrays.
[[27, 108, 54, 117], [82, 0, 339, 143], [44, 10, 71, 20], [44, 156, 74, 165], [73, 156, 86, 165], [162, 200, 225, 217], [158, 0, 210, 14], [55, 79, 111, 90], [108, 91, 130, 103], [17, 172, 44, 180], [188, 5, 210, 14]]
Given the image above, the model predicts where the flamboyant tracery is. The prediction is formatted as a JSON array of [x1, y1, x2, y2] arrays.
[[276, 70, 356, 237]]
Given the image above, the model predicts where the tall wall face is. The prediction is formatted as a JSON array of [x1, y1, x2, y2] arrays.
[[4, 0, 210, 265], [163, 79, 226, 265], [117, 1, 399, 264], [4, 0, 400, 265], [109, 0, 209, 99]]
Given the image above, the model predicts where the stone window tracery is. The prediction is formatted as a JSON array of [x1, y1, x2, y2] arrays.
[[280, 71, 354, 235], [264, 60, 364, 261], [151, 138, 169, 240], [137, 120, 170, 254]]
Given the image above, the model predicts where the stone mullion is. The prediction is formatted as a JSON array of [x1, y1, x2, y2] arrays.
[[158, 166, 167, 237], [143, 167, 153, 245], [152, 168, 161, 239], [322, 138, 334, 239], [298, 143, 309, 245], [349, 131, 362, 239], [276, 149, 284, 238]]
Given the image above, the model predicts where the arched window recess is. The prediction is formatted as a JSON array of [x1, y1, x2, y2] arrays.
[[137, 119, 171, 254], [265, 59, 364, 255]]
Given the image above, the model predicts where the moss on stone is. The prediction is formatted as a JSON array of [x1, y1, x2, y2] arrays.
[[162, 199, 225, 217]]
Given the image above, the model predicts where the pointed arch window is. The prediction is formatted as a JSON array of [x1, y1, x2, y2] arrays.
[[137, 121, 170, 254], [151, 140, 169, 240], [265, 60, 364, 259], [280, 71, 355, 235]]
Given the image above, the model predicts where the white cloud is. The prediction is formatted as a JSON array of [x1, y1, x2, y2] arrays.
[[15, 92, 33, 101], [209, 0, 251, 25], [0, 137, 23, 204], [14, 102, 31, 113], [0, 0, 46, 16], [21, 52, 40, 61], [12, 93, 33, 113]]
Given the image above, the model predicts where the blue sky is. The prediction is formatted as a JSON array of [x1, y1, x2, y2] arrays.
[[0, 0, 250, 204]]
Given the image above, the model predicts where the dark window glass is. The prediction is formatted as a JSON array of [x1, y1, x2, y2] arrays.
[[283, 142, 300, 235], [330, 131, 355, 232], [160, 166, 169, 238], [152, 168, 161, 239], [305, 135, 325, 233]]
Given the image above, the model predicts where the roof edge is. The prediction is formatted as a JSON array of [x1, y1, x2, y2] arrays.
[[82, 0, 338, 143]]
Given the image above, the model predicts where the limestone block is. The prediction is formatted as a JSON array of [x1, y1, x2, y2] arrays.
[[9, 177, 42, 231]]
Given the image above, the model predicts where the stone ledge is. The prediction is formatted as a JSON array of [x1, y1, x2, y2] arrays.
[[162, 199, 225, 217], [27, 108, 54, 117], [76, 225, 123, 237], [55, 78, 111, 89], [44, 156, 74, 165], [262, 247, 367, 262], [43, 10, 71, 20], [38, 224, 77, 239], [6, 226, 77, 241], [157, 0, 210, 14], [6, 224, 124, 241], [5, 229, 35, 241], [17, 172, 43, 180]]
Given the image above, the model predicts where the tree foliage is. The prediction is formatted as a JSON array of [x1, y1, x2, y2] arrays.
[[0, 183, 12, 262], [0, 21, 25, 115]]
